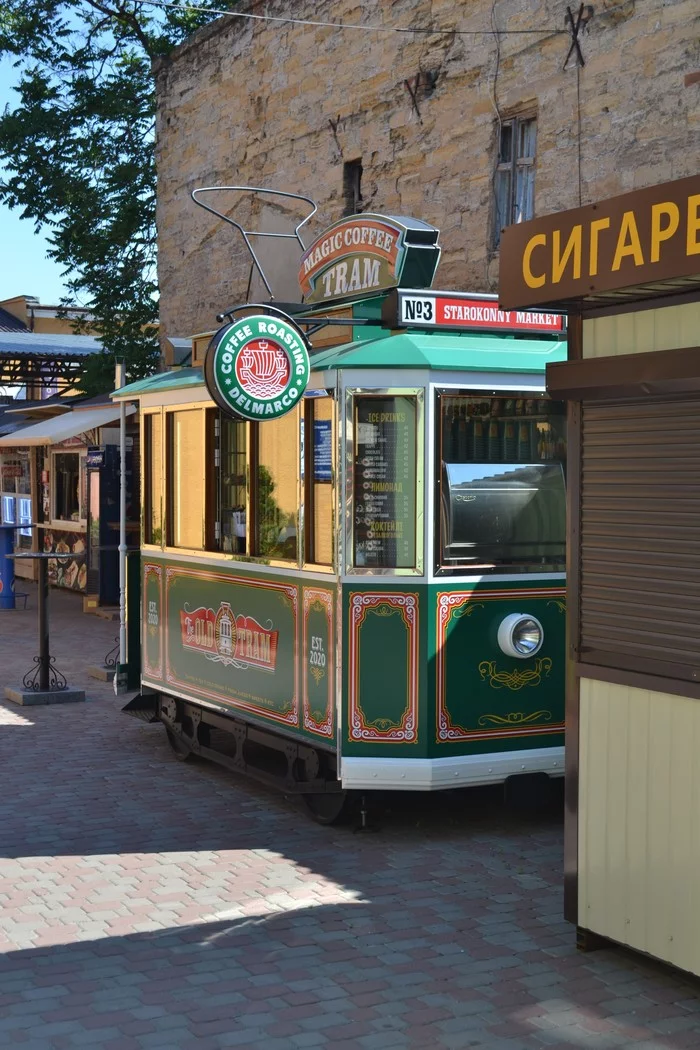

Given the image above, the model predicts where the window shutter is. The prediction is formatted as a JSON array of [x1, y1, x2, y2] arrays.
[[579, 396, 700, 682]]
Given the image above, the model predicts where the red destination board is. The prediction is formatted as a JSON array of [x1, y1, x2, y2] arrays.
[[392, 291, 565, 334]]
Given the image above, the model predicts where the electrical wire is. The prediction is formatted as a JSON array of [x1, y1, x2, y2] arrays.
[[139, 0, 568, 37]]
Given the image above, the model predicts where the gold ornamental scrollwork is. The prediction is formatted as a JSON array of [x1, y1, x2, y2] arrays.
[[369, 605, 400, 618], [547, 599, 566, 614], [478, 656, 553, 691], [452, 601, 485, 620], [478, 710, 553, 728]]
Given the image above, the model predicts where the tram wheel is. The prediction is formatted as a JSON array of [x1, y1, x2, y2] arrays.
[[301, 790, 350, 825], [165, 727, 197, 762]]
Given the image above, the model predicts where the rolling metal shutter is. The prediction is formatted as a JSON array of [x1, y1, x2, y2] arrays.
[[579, 396, 700, 682]]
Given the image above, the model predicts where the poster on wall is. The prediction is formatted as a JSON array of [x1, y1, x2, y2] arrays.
[[43, 531, 87, 591]]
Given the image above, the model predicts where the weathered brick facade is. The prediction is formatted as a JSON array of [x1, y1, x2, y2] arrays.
[[155, 0, 700, 343]]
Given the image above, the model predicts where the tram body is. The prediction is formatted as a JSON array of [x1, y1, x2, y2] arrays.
[[119, 212, 567, 817]]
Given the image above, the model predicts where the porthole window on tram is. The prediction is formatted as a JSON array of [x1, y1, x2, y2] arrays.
[[144, 413, 163, 545], [168, 409, 205, 549], [306, 396, 333, 567], [217, 414, 247, 554], [256, 408, 300, 562], [438, 392, 566, 574]]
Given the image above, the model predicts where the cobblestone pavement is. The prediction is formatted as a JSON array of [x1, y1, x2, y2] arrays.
[[1, 585, 700, 1049]]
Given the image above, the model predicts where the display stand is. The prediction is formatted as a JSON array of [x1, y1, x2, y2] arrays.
[[4, 552, 86, 706]]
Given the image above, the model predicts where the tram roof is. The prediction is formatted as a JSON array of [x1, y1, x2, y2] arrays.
[[307, 331, 567, 372], [112, 332, 566, 399], [112, 366, 205, 397]]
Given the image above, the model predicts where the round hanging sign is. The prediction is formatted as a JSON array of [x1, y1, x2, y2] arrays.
[[204, 313, 311, 421]]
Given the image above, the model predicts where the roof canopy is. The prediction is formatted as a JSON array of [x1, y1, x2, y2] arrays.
[[0, 331, 104, 390], [0, 403, 135, 447]]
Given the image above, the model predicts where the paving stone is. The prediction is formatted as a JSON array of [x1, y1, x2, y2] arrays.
[[2, 583, 700, 1050]]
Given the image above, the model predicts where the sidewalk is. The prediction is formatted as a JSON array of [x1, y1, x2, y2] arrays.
[[1, 584, 700, 1050]]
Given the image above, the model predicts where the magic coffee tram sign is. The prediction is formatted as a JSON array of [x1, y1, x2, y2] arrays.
[[205, 313, 311, 421], [299, 213, 440, 305]]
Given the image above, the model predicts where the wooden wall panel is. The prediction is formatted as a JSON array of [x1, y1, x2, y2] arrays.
[[579, 678, 700, 976], [583, 301, 700, 359]]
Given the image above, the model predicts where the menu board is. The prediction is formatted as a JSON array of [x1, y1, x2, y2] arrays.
[[353, 395, 417, 568]]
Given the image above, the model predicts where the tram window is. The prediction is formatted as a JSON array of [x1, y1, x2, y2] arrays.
[[256, 408, 300, 562], [144, 413, 163, 545], [438, 393, 566, 573], [217, 414, 247, 554], [305, 396, 333, 566], [168, 409, 205, 549], [352, 394, 418, 570]]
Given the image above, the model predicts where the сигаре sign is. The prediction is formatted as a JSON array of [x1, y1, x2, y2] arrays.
[[499, 174, 700, 309]]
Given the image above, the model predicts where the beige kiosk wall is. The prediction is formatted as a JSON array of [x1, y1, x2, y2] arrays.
[[578, 300, 700, 973], [583, 301, 700, 359], [579, 678, 700, 974]]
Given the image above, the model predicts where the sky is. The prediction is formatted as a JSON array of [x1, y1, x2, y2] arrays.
[[0, 58, 69, 306]]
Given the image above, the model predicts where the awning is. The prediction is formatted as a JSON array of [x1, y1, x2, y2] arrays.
[[0, 403, 136, 447]]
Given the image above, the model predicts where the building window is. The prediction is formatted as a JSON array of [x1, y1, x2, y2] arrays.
[[52, 452, 83, 523], [493, 115, 537, 248], [343, 159, 363, 216]]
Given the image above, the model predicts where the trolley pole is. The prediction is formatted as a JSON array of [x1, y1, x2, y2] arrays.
[[114, 360, 129, 695]]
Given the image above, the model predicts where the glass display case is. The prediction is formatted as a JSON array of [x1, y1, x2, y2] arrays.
[[441, 462, 566, 569]]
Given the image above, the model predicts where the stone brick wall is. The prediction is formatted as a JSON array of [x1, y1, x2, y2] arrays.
[[155, 0, 700, 343]]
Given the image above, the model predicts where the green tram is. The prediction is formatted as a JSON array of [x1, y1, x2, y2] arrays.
[[119, 208, 568, 822]]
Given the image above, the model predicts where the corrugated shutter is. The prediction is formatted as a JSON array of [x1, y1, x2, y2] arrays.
[[579, 396, 700, 681]]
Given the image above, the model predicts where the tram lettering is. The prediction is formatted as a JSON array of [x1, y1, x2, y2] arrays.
[[320, 256, 382, 298]]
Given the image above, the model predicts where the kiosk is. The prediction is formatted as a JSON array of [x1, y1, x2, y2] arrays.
[[500, 173, 700, 975], [119, 202, 568, 822]]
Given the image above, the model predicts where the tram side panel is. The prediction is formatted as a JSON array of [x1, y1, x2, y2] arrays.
[[142, 557, 337, 748], [340, 580, 565, 788], [429, 579, 565, 759]]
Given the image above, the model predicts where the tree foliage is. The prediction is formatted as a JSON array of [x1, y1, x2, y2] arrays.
[[0, 0, 230, 395]]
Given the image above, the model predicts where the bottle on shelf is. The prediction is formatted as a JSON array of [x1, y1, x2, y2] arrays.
[[487, 419, 500, 461], [503, 421, 517, 460], [472, 417, 485, 459], [517, 421, 531, 462], [456, 403, 469, 461]]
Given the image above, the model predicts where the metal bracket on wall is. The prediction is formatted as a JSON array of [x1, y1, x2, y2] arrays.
[[564, 4, 593, 70], [404, 75, 423, 122], [404, 71, 440, 123], [328, 116, 343, 158]]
